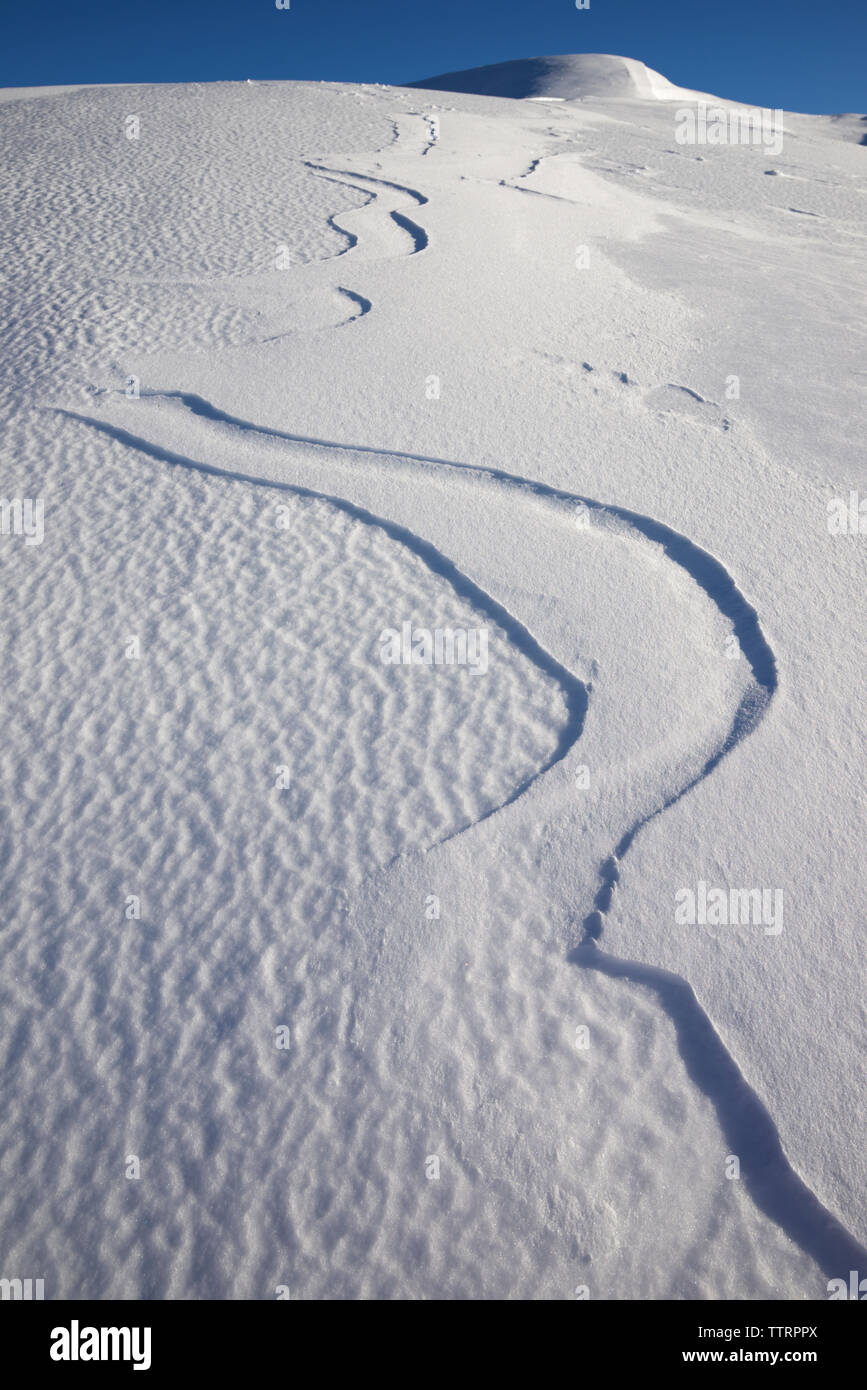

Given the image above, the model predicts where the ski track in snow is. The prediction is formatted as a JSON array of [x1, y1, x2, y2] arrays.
[[57, 108, 867, 1283], [302, 162, 430, 261]]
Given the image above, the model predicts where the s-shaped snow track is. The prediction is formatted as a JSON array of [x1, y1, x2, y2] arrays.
[[55, 113, 867, 1285]]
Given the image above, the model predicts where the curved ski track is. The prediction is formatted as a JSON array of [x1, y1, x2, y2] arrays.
[[303, 161, 429, 259]]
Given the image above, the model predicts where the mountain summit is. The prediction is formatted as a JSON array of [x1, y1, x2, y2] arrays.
[[409, 53, 700, 101]]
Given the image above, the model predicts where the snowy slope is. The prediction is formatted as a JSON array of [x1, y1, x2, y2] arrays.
[[0, 60, 864, 1300]]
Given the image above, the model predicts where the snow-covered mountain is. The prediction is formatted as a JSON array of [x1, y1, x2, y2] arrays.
[[0, 56, 864, 1300], [410, 51, 706, 101]]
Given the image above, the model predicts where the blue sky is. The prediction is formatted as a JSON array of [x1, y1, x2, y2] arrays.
[[1, 0, 864, 114]]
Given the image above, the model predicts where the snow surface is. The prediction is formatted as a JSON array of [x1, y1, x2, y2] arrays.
[[0, 56, 864, 1300]]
